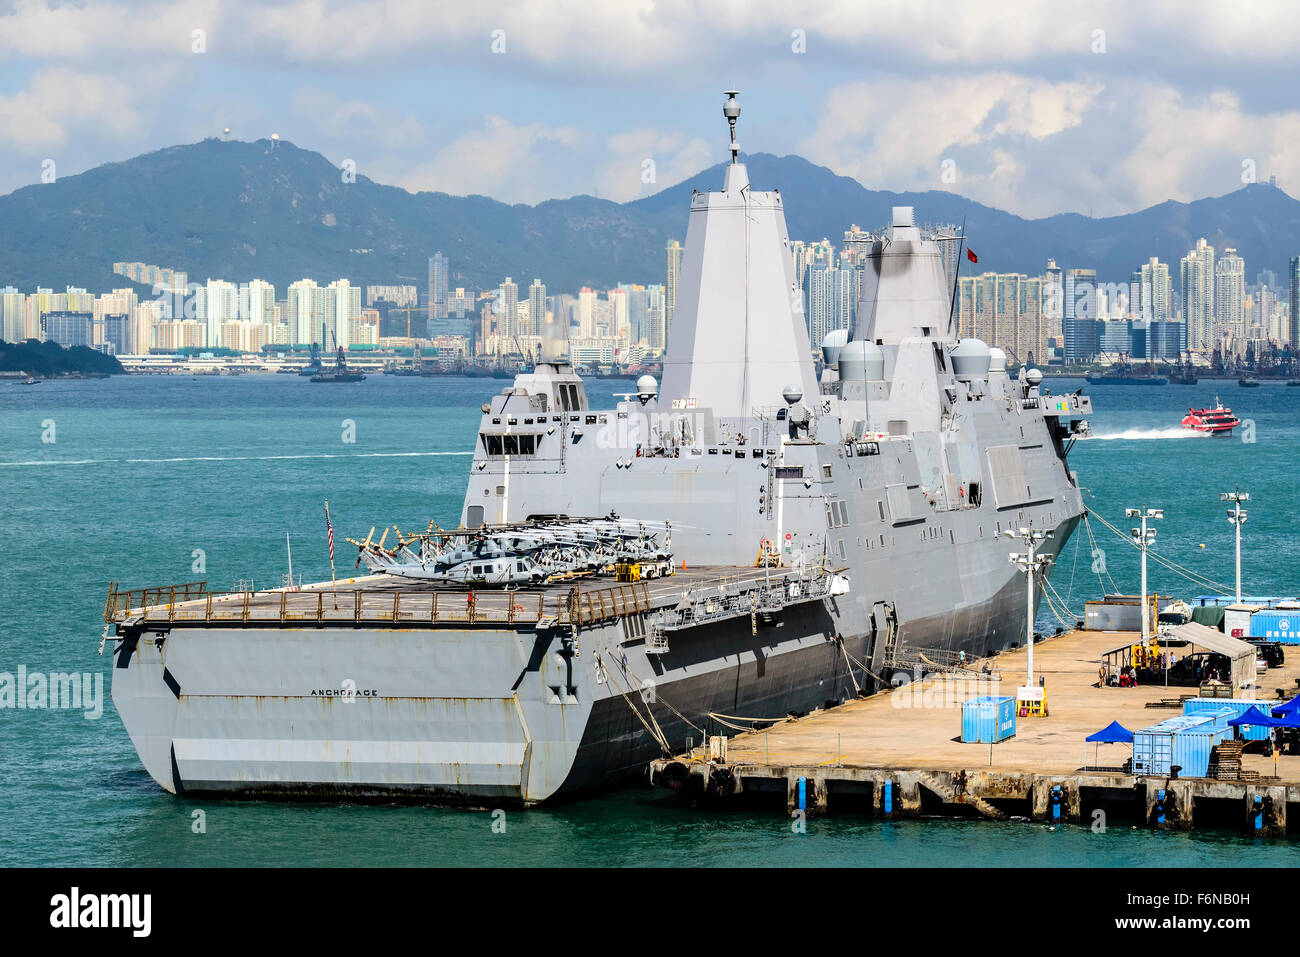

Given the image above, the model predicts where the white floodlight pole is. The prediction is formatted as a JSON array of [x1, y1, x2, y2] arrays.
[[1007, 524, 1053, 687], [1221, 490, 1249, 604], [1126, 507, 1162, 643]]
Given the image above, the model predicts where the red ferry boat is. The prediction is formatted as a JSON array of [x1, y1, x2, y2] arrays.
[[1181, 398, 1240, 435]]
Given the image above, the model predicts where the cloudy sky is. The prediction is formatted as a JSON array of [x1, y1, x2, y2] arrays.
[[2, 0, 1300, 217]]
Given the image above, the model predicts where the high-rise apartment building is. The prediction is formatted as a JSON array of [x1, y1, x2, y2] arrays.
[[287, 279, 325, 346], [1, 286, 25, 342], [246, 279, 277, 329], [840, 225, 873, 267], [202, 279, 239, 348], [1139, 257, 1171, 322], [428, 252, 449, 321], [1180, 238, 1215, 350], [1290, 257, 1300, 353], [646, 284, 665, 352], [528, 279, 547, 338], [803, 264, 837, 347], [325, 279, 361, 349], [1215, 248, 1246, 336], [497, 277, 519, 340], [1062, 267, 1098, 361], [665, 240, 682, 345]]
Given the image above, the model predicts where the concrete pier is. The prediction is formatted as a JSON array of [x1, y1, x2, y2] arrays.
[[648, 629, 1300, 837]]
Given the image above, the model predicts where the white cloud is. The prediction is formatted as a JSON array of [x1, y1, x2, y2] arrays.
[[398, 115, 584, 202], [800, 74, 1101, 214], [8, 1, 1300, 83], [290, 87, 426, 151], [1117, 85, 1300, 207], [0, 69, 148, 155], [802, 72, 1300, 218], [0, 0, 221, 59], [4, 1, 1300, 216], [593, 129, 715, 202]]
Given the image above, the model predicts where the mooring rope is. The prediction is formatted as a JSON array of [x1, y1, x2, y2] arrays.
[[596, 652, 671, 754], [1082, 512, 1121, 595], [838, 638, 862, 696], [603, 646, 707, 739], [1089, 509, 1234, 594]]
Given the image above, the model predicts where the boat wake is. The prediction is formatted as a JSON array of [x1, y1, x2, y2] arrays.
[[1082, 427, 1208, 441]]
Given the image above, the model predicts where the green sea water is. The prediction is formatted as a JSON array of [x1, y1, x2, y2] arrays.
[[1, 373, 1297, 866]]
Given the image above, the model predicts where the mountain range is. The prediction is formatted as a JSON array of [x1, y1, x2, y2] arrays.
[[4, 138, 1300, 297]]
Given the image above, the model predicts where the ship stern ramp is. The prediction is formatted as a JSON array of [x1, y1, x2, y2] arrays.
[[112, 625, 589, 804]]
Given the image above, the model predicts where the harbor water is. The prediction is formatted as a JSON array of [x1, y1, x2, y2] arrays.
[[2, 373, 1298, 866]]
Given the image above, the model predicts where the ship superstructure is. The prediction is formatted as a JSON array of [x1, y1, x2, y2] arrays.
[[106, 93, 1092, 804]]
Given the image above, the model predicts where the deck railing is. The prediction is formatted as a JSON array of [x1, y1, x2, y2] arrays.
[[103, 580, 209, 622], [102, 579, 650, 628], [653, 573, 834, 633]]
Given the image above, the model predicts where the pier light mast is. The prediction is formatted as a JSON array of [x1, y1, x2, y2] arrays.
[[1221, 489, 1249, 603], [1007, 524, 1053, 712], [1126, 507, 1163, 644]]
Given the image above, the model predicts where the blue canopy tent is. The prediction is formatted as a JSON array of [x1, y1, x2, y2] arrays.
[[1226, 706, 1282, 728], [1087, 721, 1135, 742], [1270, 695, 1300, 718], [1225, 705, 1300, 772], [1084, 721, 1133, 769]]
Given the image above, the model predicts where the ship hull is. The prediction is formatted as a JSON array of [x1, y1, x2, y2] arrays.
[[111, 517, 1078, 805]]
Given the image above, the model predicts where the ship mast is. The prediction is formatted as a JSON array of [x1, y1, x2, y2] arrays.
[[723, 89, 740, 163]]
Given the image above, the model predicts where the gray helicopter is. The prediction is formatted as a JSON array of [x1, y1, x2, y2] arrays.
[[349, 516, 673, 587]]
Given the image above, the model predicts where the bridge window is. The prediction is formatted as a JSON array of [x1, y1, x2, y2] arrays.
[[481, 433, 539, 456]]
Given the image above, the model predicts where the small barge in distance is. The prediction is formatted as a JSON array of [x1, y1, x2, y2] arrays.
[[310, 346, 366, 383]]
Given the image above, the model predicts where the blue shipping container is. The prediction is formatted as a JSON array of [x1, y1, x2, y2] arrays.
[[1249, 610, 1300, 644], [1192, 595, 1297, 608], [962, 696, 1016, 743], [1183, 699, 1271, 742], [1133, 715, 1233, 778]]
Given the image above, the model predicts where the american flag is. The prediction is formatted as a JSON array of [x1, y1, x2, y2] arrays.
[[326, 511, 335, 562]]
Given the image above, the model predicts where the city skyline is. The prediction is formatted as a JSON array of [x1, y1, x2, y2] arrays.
[[11, 216, 1300, 370]]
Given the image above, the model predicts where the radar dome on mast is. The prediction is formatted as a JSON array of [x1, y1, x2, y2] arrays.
[[837, 340, 885, 381], [635, 374, 658, 405], [821, 329, 848, 366], [949, 338, 992, 379], [723, 90, 741, 162]]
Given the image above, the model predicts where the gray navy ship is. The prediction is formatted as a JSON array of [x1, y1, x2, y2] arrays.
[[105, 93, 1092, 804]]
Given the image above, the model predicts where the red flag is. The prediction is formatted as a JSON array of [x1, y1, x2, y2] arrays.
[[966, 248, 979, 264]]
